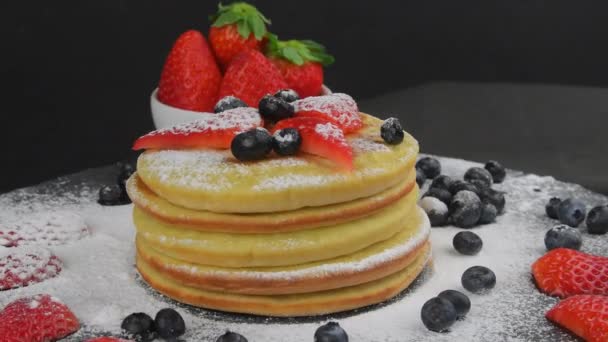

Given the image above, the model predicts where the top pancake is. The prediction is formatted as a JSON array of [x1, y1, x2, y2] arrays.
[[136, 113, 418, 213]]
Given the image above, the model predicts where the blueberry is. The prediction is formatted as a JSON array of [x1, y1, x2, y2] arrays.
[[214, 96, 248, 113], [484, 160, 506, 183], [154, 308, 185, 339], [557, 198, 587, 227], [461, 266, 496, 293], [419, 197, 449, 227], [423, 187, 453, 206], [448, 180, 480, 196], [468, 179, 490, 192], [416, 157, 441, 179], [314, 322, 348, 342], [117, 162, 135, 191], [98, 184, 127, 206], [545, 197, 562, 219], [121, 312, 155, 342], [420, 297, 457, 332], [587, 205, 608, 235], [544, 224, 582, 251], [274, 89, 300, 103], [464, 167, 493, 188], [380, 117, 404, 145], [416, 168, 427, 187], [449, 190, 482, 228], [437, 290, 471, 319], [216, 331, 248, 342], [272, 128, 302, 156], [478, 202, 497, 224], [430, 175, 454, 192], [258, 95, 294, 121], [453, 231, 483, 255], [231, 128, 273, 161], [478, 187, 506, 215]]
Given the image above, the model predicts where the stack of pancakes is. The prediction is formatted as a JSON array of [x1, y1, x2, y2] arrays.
[[127, 113, 431, 316]]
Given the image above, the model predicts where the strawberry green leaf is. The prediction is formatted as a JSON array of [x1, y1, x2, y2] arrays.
[[210, 2, 270, 41], [211, 11, 240, 27], [265, 36, 335, 66], [248, 16, 266, 40], [282, 46, 305, 65]]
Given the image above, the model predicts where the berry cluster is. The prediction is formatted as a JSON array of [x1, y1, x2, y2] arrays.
[[98, 162, 134, 206], [119, 309, 185, 342]]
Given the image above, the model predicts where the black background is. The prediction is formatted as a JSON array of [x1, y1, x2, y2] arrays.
[[2, 1, 608, 193]]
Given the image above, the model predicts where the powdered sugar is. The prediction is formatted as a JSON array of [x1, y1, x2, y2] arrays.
[[294, 93, 361, 130], [0, 211, 89, 247], [314, 122, 344, 141], [0, 246, 62, 290]]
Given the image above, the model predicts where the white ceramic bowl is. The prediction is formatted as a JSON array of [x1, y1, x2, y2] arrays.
[[150, 86, 333, 129]]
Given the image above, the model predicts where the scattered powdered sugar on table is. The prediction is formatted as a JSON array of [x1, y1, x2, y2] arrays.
[[0, 156, 606, 341]]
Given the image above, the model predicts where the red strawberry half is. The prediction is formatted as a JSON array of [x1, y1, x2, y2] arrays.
[[133, 107, 263, 150], [265, 34, 334, 98], [0, 294, 80, 341], [209, 2, 271, 68], [546, 294, 608, 342], [157, 30, 222, 112], [531, 248, 608, 298], [272, 117, 353, 170], [218, 49, 288, 107], [0, 211, 89, 248], [0, 247, 62, 290], [294, 93, 363, 133]]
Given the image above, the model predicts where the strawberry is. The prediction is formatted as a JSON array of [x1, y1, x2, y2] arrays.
[[218, 49, 288, 107], [157, 30, 221, 112], [546, 295, 608, 342], [0, 247, 62, 290], [265, 34, 334, 98], [0, 294, 80, 341], [272, 117, 353, 170], [531, 248, 608, 298], [294, 93, 363, 133], [87, 338, 133, 342], [132, 107, 262, 150], [0, 211, 89, 248], [209, 2, 271, 68]]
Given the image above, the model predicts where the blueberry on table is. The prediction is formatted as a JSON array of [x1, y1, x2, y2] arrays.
[[478, 187, 506, 215], [117, 162, 135, 190], [274, 89, 300, 103], [258, 94, 294, 121], [438, 290, 471, 319], [545, 197, 562, 219], [121, 312, 155, 341], [214, 96, 248, 113], [231, 128, 273, 161], [419, 197, 449, 227], [464, 167, 493, 188], [314, 322, 348, 342], [216, 331, 248, 342], [478, 202, 497, 224], [461, 266, 496, 293], [416, 157, 441, 179], [380, 117, 404, 145], [449, 190, 482, 228], [272, 128, 302, 156], [430, 175, 454, 192], [420, 297, 457, 332], [557, 198, 587, 227], [416, 168, 427, 187], [587, 205, 608, 235], [449, 180, 480, 196], [154, 308, 185, 339], [544, 225, 582, 251], [423, 187, 453, 206], [484, 160, 506, 183], [98, 184, 128, 206], [453, 231, 483, 255]]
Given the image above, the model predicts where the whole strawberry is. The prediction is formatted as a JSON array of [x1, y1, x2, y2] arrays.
[[0, 294, 80, 341], [219, 49, 287, 107], [209, 2, 271, 68], [265, 34, 334, 98], [157, 30, 221, 112]]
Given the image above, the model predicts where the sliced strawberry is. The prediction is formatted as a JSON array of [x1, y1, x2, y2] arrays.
[[294, 93, 363, 133], [133, 107, 262, 150], [157, 30, 222, 112], [531, 248, 608, 298], [0, 211, 89, 248], [0, 247, 62, 290], [272, 117, 353, 170], [218, 49, 288, 107], [0, 294, 80, 341], [546, 295, 608, 342]]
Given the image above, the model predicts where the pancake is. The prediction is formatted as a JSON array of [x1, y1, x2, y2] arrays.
[[134, 186, 419, 268], [136, 113, 419, 213], [136, 208, 430, 295], [137, 245, 431, 317], [127, 168, 416, 233]]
